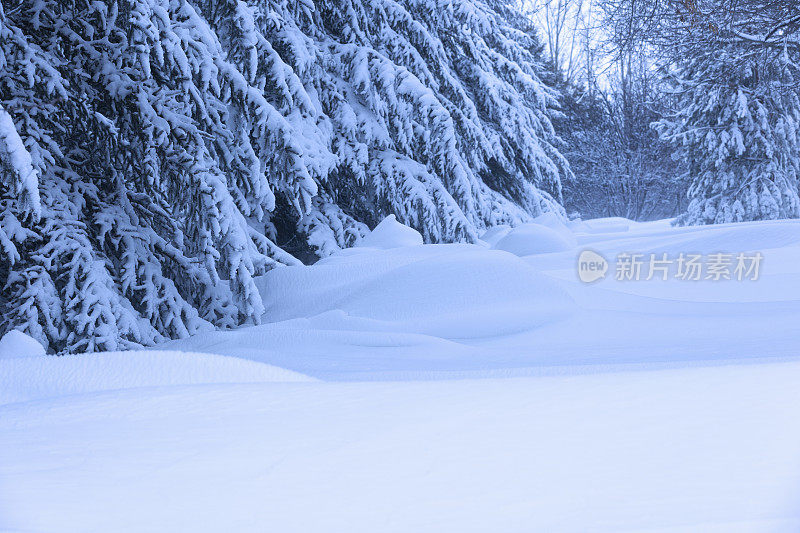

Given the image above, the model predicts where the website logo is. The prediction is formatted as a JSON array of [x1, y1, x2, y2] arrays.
[[577, 250, 608, 283]]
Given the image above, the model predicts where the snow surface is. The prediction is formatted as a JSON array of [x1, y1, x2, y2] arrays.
[[0, 350, 314, 405], [4, 217, 800, 532]]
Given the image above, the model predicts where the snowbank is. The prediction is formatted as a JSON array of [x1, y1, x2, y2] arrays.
[[258, 243, 575, 339], [531, 210, 572, 234], [479, 224, 512, 246], [492, 223, 576, 256], [0, 350, 314, 405], [569, 216, 633, 233], [479, 213, 577, 257], [171, 217, 800, 380]]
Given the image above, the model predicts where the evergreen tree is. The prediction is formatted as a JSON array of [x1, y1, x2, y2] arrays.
[[0, 0, 570, 352], [599, 0, 800, 225], [656, 43, 800, 224]]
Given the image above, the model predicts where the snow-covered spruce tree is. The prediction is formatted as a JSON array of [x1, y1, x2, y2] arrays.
[[0, 0, 299, 352], [656, 43, 800, 225], [0, 0, 570, 352], [258, 0, 570, 249], [602, 0, 800, 226]]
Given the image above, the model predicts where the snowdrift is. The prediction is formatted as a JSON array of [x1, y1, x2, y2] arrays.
[[492, 223, 576, 255], [258, 217, 576, 339], [164, 216, 800, 380], [0, 349, 314, 405]]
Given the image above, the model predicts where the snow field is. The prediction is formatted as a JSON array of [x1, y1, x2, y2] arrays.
[[3, 364, 800, 532], [3, 215, 800, 531]]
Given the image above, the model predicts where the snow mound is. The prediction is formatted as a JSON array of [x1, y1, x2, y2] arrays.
[[493, 223, 576, 256], [0, 350, 315, 405], [570, 216, 632, 234], [358, 215, 423, 249], [481, 213, 572, 249], [0, 330, 45, 359], [531, 211, 571, 234], [479, 224, 512, 246], [259, 244, 575, 339]]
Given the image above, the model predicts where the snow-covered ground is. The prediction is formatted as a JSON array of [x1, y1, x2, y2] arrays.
[[3, 216, 800, 532]]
